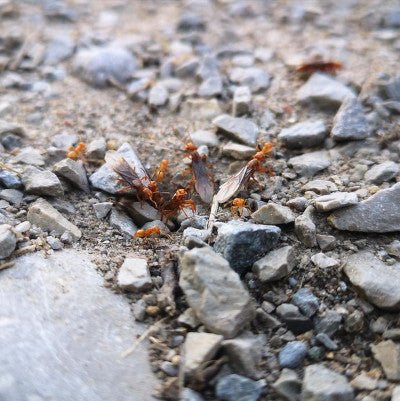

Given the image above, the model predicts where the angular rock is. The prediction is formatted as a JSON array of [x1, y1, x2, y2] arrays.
[[278, 120, 326, 148], [295, 206, 317, 247], [364, 161, 399, 184], [181, 388, 205, 401], [292, 288, 319, 317], [279, 341, 308, 369], [117, 257, 152, 292], [21, 166, 64, 197], [316, 234, 336, 251], [198, 76, 222, 97], [229, 67, 270, 93], [87, 138, 106, 160], [314, 192, 358, 212], [344, 251, 400, 310], [0, 169, 22, 189], [331, 97, 369, 141], [329, 183, 400, 233], [297, 73, 356, 109], [213, 114, 259, 146], [214, 220, 281, 275], [93, 202, 113, 219], [302, 180, 338, 194], [273, 369, 301, 401], [216, 374, 264, 401], [222, 142, 255, 160], [314, 310, 342, 337], [393, 386, 400, 401], [0, 224, 16, 259], [109, 208, 137, 237], [148, 83, 168, 107], [387, 240, 400, 259], [179, 247, 255, 338], [311, 253, 339, 269], [27, 198, 81, 241], [251, 203, 295, 225], [253, 246, 296, 282], [124, 202, 161, 226], [183, 332, 223, 379], [44, 36, 75, 65], [233, 85, 252, 116], [315, 333, 338, 351], [0, 189, 23, 206], [276, 303, 313, 335], [190, 130, 219, 148], [53, 158, 89, 192], [371, 340, 400, 381], [301, 364, 354, 401], [350, 372, 378, 391], [13, 147, 45, 166], [180, 98, 222, 121], [288, 151, 331, 177]]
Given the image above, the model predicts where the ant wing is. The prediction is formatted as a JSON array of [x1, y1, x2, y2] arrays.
[[192, 157, 214, 204], [215, 165, 250, 204], [111, 157, 142, 187]]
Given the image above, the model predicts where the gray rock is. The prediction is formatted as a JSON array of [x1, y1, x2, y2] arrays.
[[181, 388, 205, 401], [314, 192, 358, 212], [316, 234, 336, 251], [124, 202, 161, 226], [314, 311, 342, 337], [53, 158, 89, 192], [87, 138, 107, 160], [315, 333, 338, 351], [251, 202, 296, 225], [0, 224, 16, 259], [331, 97, 369, 141], [253, 246, 296, 282], [179, 247, 255, 338], [344, 251, 400, 310], [216, 374, 264, 401], [51, 133, 78, 149], [311, 253, 340, 269], [117, 257, 152, 292], [214, 220, 281, 275], [364, 161, 399, 184], [301, 364, 354, 401], [222, 142, 255, 159], [0, 250, 157, 401], [177, 14, 206, 31], [213, 114, 259, 146], [44, 36, 75, 65], [287, 197, 309, 212], [0, 189, 23, 206], [27, 198, 81, 241], [0, 170, 22, 189], [182, 227, 209, 242], [371, 340, 400, 381], [392, 386, 400, 401], [190, 129, 219, 148], [279, 120, 326, 149], [276, 304, 313, 335], [383, 9, 400, 28], [182, 332, 223, 379], [180, 98, 222, 120], [175, 58, 200, 78], [297, 73, 356, 109], [288, 151, 331, 177], [93, 202, 113, 219], [292, 288, 319, 317], [382, 75, 400, 101], [295, 206, 317, 247], [46, 235, 63, 250], [229, 67, 270, 93], [387, 240, 400, 258], [198, 76, 223, 97], [148, 83, 168, 107], [302, 180, 338, 194], [22, 166, 64, 197], [273, 369, 301, 401], [74, 46, 137, 87], [329, 183, 400, 232], [350, 371, 378, 391], [0, 120, 25, 137], [233, 86, 252, 116], [279, 341, 308, 369], [13, 147, 45, 166], [109, 208, 137, 237]]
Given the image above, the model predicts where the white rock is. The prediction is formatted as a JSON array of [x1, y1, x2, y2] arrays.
[[311, 253, 340, 269], [314, 192, 358, 212], [117, 258, 152, 292]]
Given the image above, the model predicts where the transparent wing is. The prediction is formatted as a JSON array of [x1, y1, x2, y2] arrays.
[[215, 166, 249, 204]]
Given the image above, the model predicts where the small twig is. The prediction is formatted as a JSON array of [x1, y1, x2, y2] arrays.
[[14, 245, 36, 256], [0, 261, 15, 271]]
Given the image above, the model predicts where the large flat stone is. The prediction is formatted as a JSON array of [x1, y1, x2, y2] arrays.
[[0, 250, 157, 401]]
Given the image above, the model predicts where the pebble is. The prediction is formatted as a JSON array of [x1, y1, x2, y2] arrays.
[[109, 208, 137, 237], [160, 361, 178, 377], [276, 303, 313, 335], [386, 240, 400, 258], [350, 372, 378, 391], [14, 221, 31, 233], [313, 192, 358, 212], [229, 67, 270, 93], [344, 251, 400, 310], [278, 120, 326, 148], [331, 97, 369, 141], [302, 180, 338, 194], [383, 9, 400, 28], [288, 150, 331, 177], [315, 333, 338, 350], [382, 75, 400, 101], [13, 147, 44, 166], [53, 158, 89, 192], [213, 114, 259, 146], [87, 138, 106, 160], [73, 46, 137, 87], [0, 189, 23, 206], [329, 183, 400, 232], [253, 246, 296, 282], [180, 388, 205, 401], [148, 83, 169, 107], [21, 166, 64, 197], [215, 374, 264, 401], [46, 236, 63, 250], [371, 340, 400, 380], [222, 142, 255, 159], [180, 98, 222, 120], [301, 364, 354, 401], [344, 310, 364, 333], [297, 73, 356, 109], [233, 86, 252, 116], [392, 386, 400, 401], [190, 130, 219, 148], [27, 198, 81, 241], [292, 288, 319, 318], [316, 234, 336, 251], [311, 253, 340, 269], [124, 202, 161, 226], [44, 35, 75, 65], [117, 257, 152, 292], [182, 332, 223, 379], [295, 206, 317, 247], [287, 197, 309, 212], [0, 224, 17, 259], [179, 247, 255, 338], [177, 14, 206, 31], [214, 220, 281, 275], [93, 202, 113, 219], [198, 76, 222, 97], [279, 341, 308, 369], [251, 203, 295, 225], [364, 161, 399, 184], [0, 170, 22, 189], [273, 369, 301, 401]]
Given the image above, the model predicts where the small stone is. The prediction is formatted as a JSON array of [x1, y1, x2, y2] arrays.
[[60, 231, 74, 244], [21, 166, 64, 197], [53, 158, 89, 192], [383, 9, 400, 28], [182, 227, 209, 242], [253, 246, 296, 282], [109, 208, 137, 237], [351, 372, 378, 391], [179, 247, 255, 338], [0, 189, 23, 206], [287, 197, 309, 212], [276, 303, 313, 335], [331, 97, 369, 141], [386, 240, 400, 258], [301, 180, 338, 194], [371, 340, 400, 381], [175, 58, 200, 78], [279, 120, 326, 149], [148, 83, 168, 107], [292, 288, 319, 318], [214, 220, 280, 275], [252, 202, 295, 225], [177, 308, 201, 329], [279, 341, 308, 369], [288, 151, 331, 177], [364, 161, 399, 184], [177, 14, 206, 31], [142, 220, 169, 236], [198, 76, 222, 97], [316, 234, 336, 251], [180, 98, 222, 120], [51, 133, 78, 150], [180, 388, 205, 401], [87, 138, 106, 160], [222, 142, 255, 160], [301, 364, 354, 401], [133, 299, 146, 321], [273, 369, 301, 401], [0, 170, 22, 189], [74, 46, 137, 87], [27, 198, 81, 241], [297, 73, 356, 109], [14, 221, 31, 233], [233, 86, 252, 116], [117, 258, 152, 292], [182, 332, 223, 379], [329, 183, 400, 233], [46, 236, 63, 250], [0, 224, 17, 259], [160, 361, 178, 377], [344, 310, 364, 333], [311, 253, 340, 269], [314, 192, 358, 212], [124, 202, 161, 226], [44, 35, 75, 65], [315, 333, 338, 351], [190, 130, 219, 148], [213, 114, 259, 146], [229, 67, 270, 93], [215, 374, 264, 401], [13, 147, 44, 166], [295, 206, 317, 248], [344, 251, 400, 310], [392, 386, 400, 401], [93, 202, 113, 219]]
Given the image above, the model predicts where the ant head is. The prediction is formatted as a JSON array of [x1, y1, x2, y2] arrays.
[[232, 198, 245, 207], [160, 159, 169, 167], [184, 142, 197, 152], [142, 188, 153, 198], [261, 142, 273, 154], [175, 188, 187, 198]]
